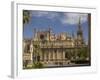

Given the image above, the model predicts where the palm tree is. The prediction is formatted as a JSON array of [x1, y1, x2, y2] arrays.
[[23, 10, 31, 24]]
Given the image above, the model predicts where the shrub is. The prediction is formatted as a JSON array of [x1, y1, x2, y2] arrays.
[[33, 62, 43, 68]]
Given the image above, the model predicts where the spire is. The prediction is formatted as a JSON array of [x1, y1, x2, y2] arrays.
[[77, 16, 83, 35], [33, 28, 37, 41], [78, 16, 81, 31], [48, 27, 52, 33], [33, 28, 36, 36], [72, 31, 75, 38], [48, 27, 51, 41]]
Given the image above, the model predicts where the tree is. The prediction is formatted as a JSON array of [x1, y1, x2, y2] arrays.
[[77, 47, 88, 60], [23, 10, 31, 24]]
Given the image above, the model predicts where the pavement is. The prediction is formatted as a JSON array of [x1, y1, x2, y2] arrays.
[[43, 63, 90, 68]]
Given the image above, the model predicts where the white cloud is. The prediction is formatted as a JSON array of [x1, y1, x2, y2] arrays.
[[32, 11, 48, 17], [31, 11, 59, 19], [31, 11, 88, 25], [61, 13, 88, 25]]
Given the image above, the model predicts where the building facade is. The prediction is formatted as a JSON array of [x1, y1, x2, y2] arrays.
[[23, 19, 89, 68]]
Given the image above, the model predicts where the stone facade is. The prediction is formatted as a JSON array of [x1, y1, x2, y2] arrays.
[[23, 19, 89, 68]]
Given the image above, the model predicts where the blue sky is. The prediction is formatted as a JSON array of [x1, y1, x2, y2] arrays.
[[23, 10, 89, 44]]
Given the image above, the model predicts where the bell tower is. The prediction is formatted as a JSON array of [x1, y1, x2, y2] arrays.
[[77, 17, 84, 46]]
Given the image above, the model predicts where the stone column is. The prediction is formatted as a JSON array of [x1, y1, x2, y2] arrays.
[[63, 50, 65, 61], [49, 50, 53, 64], [48, 50, 49, 61], [30, 44, 33, 65], [53, 50, 55, 62], [40, 51, 43, 61], [43, 51, 46, 62], [57, 50, 59, 62], [48, 49, 50, 61], [46, 50, 49, 61], [55, 50, 57, 61], [61, 49, 63, 61]]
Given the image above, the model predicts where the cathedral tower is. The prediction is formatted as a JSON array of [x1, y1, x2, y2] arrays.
[[77, 17, 84, 46]]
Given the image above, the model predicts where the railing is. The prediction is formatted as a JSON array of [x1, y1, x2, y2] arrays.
[[33, 40, 75, 48]]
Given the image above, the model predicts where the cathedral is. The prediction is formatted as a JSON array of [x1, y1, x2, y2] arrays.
[[23, 18, 90, 68]]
